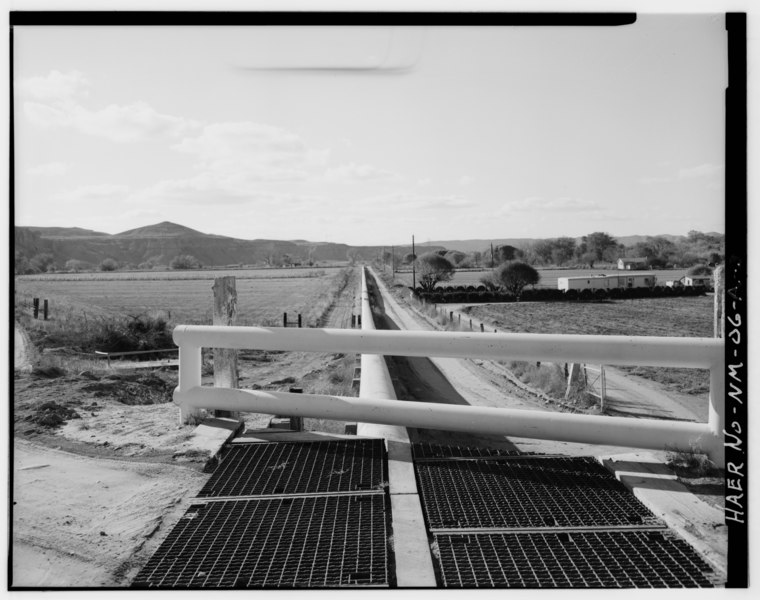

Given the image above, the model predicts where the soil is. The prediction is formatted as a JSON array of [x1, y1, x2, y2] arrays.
[[9, 268, 362, 588]]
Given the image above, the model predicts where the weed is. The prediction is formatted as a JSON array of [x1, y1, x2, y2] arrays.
[[665, 442, 717, 477], [508, 361, 568, 398]]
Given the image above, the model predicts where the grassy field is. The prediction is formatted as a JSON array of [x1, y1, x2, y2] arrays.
[[460, 296, 714, 395], [16, 266, 336, 282], [15, 268, 351, 328], [393, 267, 690, 290], [460, 295, 713, 338]]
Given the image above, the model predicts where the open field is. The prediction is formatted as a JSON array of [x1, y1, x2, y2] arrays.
[[15, 266, 339, 282], [15, 268, 350, 327], [460, 295, 714, 395], [460, 295, 713, 338], [393, 267, 690, 289]]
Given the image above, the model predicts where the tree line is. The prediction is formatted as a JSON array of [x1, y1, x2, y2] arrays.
[[14, 252, 206, 274], [387, 230, 724, 271]]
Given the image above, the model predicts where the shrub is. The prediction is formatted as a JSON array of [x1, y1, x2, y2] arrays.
[[99, 258, 118, 271], [170, 254, 202, 270], [687, 264, 713, 277], [494, 261, 540, 300]]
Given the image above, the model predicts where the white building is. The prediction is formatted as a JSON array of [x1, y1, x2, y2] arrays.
[[558, 273, 656, 291]]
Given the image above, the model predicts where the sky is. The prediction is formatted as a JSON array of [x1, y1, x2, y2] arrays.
[[12, 14, 728, 246]]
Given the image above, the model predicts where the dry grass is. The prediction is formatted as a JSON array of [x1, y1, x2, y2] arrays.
[[461, 296, 713, 396], [666, 442, 719, 477], [15, 268, 348, 327]]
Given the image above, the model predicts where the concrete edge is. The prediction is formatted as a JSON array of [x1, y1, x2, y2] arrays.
[[189, 417, 244, 462], [598, 452, 727, 583]]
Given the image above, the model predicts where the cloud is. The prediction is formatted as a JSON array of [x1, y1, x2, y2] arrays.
[[639, 163, 724, 185], [677, 163, 724, 179], [18, 70, 89, 102], [417, 177, 432, 186], [71, 102, 200, 142], [130, 173, 325, 210], [458, 175, 474, 186], [324, 162, 398, 183], [499, 197, 600, 213], [20, 70, 200, 142], [53, 183, 129, 203], [27, 162, 68, 176], [638, 175, 673, 185], [174, 122, 329, 182], [363, 191, 474, 211]]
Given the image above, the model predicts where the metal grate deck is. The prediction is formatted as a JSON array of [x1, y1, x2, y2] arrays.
[[132, 495, 391, 588], [412, 443, 524, 460], [416, 457, 660, 530], [434, 531, 716, 588], [198, 439, 386, 497]]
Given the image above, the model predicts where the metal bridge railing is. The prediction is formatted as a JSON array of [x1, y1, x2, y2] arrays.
[[172, 323, 724, 463]]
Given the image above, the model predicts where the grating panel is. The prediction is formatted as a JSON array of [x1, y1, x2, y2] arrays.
[[416, 457, 660, 529], [198, 439, 386, 497], [434, 531, 716, 588], [412, 443, 523, 460], [132, 495, 390, 588]]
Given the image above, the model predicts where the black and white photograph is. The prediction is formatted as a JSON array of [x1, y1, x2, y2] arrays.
[[7, 0, 749, 591]]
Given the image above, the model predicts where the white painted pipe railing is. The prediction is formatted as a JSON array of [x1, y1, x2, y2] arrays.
[[173, 302, 724, 464]]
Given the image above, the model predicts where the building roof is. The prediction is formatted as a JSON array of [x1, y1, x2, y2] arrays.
[[619, 257, 647, 263]]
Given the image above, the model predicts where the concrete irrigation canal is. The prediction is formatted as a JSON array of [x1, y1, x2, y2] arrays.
[[130, 267, 725, 588]]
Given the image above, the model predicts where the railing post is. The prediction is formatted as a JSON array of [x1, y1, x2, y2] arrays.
[[714, 265, 725, 338], [707, 355, 725, 465], [177, 343, 203, 424]]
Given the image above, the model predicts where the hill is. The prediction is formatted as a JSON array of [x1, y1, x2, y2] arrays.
[[14, 222, 427, 269], [14, 221, 720, 272]]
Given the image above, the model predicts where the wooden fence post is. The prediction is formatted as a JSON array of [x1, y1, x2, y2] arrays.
[[298, 313, 302, 328], [480, 323, 484, 332], [213, 276, 239, 420], [283, 312, 288, 328], [33, 298, 39, 319], [43, 299, 49, 321]]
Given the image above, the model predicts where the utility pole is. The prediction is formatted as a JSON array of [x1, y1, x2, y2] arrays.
[[412, 235, 416, 289]]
